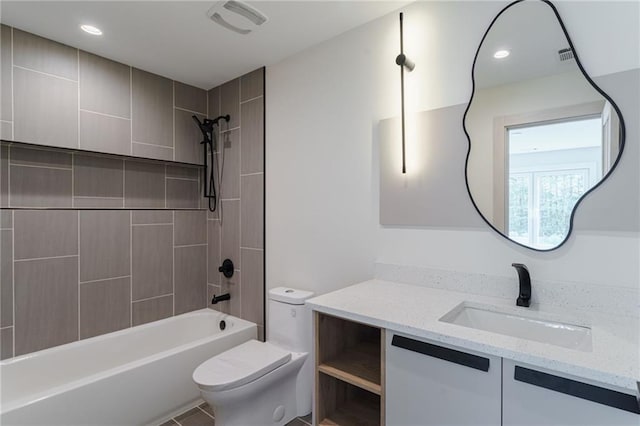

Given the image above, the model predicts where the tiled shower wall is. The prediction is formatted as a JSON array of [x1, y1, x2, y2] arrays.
[[205, 69, 265, 340], [0, 25, 266, 357], [0, 144, 207, 359]]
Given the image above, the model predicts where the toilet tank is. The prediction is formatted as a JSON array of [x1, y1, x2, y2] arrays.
[[268, 287, 314, 353]]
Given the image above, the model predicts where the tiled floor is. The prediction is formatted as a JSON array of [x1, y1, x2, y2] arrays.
[[158, 402, 312, 426]]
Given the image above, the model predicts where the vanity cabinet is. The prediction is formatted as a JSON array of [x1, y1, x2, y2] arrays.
[[314, 312, 385, 426], [502, 359, 640, 426], [385, 332, 501, 425]]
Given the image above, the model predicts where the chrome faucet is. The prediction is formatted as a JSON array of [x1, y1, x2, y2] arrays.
[[512, 263, 531, 307]]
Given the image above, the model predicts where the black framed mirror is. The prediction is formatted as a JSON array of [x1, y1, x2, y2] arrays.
[[463, 0, 625, 251]]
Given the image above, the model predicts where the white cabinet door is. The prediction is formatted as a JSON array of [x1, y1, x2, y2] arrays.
[[385, 331, 501, 426], [503, 359, 640, 426]]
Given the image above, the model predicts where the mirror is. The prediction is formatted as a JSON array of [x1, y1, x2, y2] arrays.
[[464, 0, 625, 251]]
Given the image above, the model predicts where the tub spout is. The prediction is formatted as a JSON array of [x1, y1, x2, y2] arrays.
[[211, 293, 231, 304]]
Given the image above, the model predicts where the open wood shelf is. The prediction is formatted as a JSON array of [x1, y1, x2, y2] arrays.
[[319, 394, 380, 426], [318, 340, 381, 395], [315, 312, 385, 426]]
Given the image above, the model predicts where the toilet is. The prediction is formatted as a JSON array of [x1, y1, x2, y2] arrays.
[[193, 287, 314, 426]]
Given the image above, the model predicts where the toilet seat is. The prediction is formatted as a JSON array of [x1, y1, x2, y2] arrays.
[[193, 340, 292, 392]]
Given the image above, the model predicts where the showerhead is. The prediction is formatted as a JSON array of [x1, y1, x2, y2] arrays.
[[192, 115, 214, 141]]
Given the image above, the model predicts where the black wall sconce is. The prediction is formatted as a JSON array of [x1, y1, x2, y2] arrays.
[[395, 12, 415, 174]]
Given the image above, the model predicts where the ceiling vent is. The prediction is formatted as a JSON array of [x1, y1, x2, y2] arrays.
[[207, 1, 268, 35], [558, 48, 574, 62]]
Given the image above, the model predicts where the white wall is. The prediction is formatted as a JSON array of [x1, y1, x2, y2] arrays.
[[266, 1, 640, 297]]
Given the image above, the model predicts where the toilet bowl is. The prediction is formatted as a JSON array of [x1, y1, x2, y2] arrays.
[[193, 287, 314, 426]]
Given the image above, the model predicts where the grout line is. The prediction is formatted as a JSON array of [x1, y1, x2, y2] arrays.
[[8, 163, 72, 171], [132, 222, 173, 227], [77, 49, 80, 150], [0, 325, 13, 330], [122, 159, 126, 208], [11, 27, 14, 141], [165, 176, 198, 182], [219, 197, 240, 201], [7, 146, 10, 207], [131, 139, 174, 149], [131, 293, 174, 304], [0, 120, 12, 124], [174, 243, 207, 248], [197, 406, 215, 420], [14, 254, 78, 262], [74, 196, 124, 200], [174, 105, 206, 116], [79, 108, 130, 121], [11, 210, 15, 357], [77, 210, 80, 339], [129, 211, 133, 327], [165, 165, 168, 209], [172, 210, 175, 316], [239, 94, 263, 105], [129, 66, 133, 155], [79, 275, 131, 285], [71, 153, 75, 207], [12, 64, 78, 83], [240, 172, 264, 177], [172, 81, 176, 161], [240, 246, 263, 251]]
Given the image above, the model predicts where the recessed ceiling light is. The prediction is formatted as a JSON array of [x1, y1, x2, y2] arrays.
[[80, 24, 102, 36], [494, 50, 510, 59]]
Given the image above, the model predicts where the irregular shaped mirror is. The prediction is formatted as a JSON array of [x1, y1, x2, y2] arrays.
[[464, 0, 625, 251]]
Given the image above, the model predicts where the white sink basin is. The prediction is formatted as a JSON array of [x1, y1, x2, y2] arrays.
[[440, 302, 592, 352]]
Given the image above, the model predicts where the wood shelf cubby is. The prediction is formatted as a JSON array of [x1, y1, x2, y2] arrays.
[[314, 312, 385, 426]]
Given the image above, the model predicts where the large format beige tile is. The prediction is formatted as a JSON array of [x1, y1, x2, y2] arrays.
[[167, 165, 199, 179], [208, 87, 219, 119], [222, 269, 241, 318], [240, 99, 264, 174], [14, 210, 78, 260], [13, 28, 77, 80], [174, 82, 207, 114], [79, 51, 131, 118], [80, 277, 131, 339], [174, 210, 206, 246], [124, 160, 166, 208], [221, 200, 240, 269], [1, 327, 12, 359], [219, 129, 240, 198], [132, 68, 173, 147], [207, 220, 221, 285], [240, 68, 264, 102], [1, 145, 8, 207], [1, 230, 13, 327], [132, 210, 172, 225], [0, 209, 11, 228], [10, 146, 72, 168], [175, 407, 215, 426], [174, 245, 206, 315], [175, 109, 205, 164], [131, 142, 173, 161], [9, 165, 72, 208], [220, 78, 240, 129], [79, 211, 130, 282], [1, 25, 12, 122], [14, 257, 78, 355], [132, 224, 173, 300], [240, 248, 264, 325], [79, 110, 131, 155], [132, 295, 173, 326], [13, 67, 78, 148], [74, 154, 124, 198], [241, 174, 264, 249], [0, 122, 11, 140], [166, 178, 199, 209]]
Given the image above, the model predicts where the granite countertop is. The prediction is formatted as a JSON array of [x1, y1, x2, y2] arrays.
[[306, 279, 640, 393]]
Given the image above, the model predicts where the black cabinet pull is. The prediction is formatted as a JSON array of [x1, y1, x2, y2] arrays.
[[391, 335, 490, 372], [514, 366, 640, 415]]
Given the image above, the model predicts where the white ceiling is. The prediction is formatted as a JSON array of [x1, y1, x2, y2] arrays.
[[474, 0, 576, 89], [1, 1, 409, 89]]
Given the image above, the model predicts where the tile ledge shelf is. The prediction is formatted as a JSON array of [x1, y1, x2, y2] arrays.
[[1, 139, 204, 168]]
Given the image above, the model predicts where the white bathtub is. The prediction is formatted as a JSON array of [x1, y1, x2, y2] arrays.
[[0, 309, 256, 425]]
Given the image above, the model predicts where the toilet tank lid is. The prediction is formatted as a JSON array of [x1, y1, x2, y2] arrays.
[[269, 287, 314, 305]]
